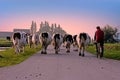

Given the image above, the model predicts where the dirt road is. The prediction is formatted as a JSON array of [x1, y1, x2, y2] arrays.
[[0, 45, 120, 80]]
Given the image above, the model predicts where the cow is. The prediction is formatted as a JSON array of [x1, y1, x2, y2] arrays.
[[27, 33, 39, 48], [12, 31, 27, 54], [32, 33, 39, 48], [62, 34, 68, 47], [64, 34, 73, 53], [52, 33, 63, 54], [72, 35, 79, 51], [27, 34, 33, 48], [39, 32, 52, 54], [78, 32, 91, 56]]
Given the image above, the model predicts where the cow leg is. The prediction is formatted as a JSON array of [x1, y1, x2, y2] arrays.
[[41, 48, 46, 54], [44, 50, 47, 54], [82, 49, 85, 57], [35, 41, 37, 48], [18, 45, 21, 53], [32, 41, 35, 48], [41, 42, 47, 54], [67, 48, 70, 53], [15, 46, 18, 54], [55, 43, 59, 54], [79, 52, 81, 56], [41, 50, 44, 54], [30, 41, 33, 48], [79, 44, 82, 56], [22, 46, 25, 53], [15, 45, 20, 54], [41, 47, 45, 54], [79, 43, 85, 57], [55, 50, 58, 54], [66, 42, 70, 53], [41, 43, 45, 54], [66, 47, 70, 53], [29, 42, 31, 48], [35, 41, 38, 48], [82, 46, 85, 57], [41, 45, 44, 54], [79, 47, 81, 56], [55, 46, 59, 54], [74, 42, 78, 51], [44, 45, 47, 54], [55, 46, 58, 54]]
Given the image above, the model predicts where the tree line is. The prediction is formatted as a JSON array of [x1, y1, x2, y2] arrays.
[[102, 25, 120, 43]]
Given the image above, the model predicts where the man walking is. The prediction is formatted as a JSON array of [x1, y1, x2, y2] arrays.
[[94, 26, 104, 58]]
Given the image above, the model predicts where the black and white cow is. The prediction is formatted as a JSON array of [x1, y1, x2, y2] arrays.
[[64, 34, 73, 53], [39, 32, 52, 54], [72, 35, 79, 51], [32, 33, 39, 48], [12, 31, 27, 54], [78, 32, 91, 56], [27, 34, 32, 48], [52, 33, 63, 54], [27, 33, 39, 48], [62, 34, 68, 47]]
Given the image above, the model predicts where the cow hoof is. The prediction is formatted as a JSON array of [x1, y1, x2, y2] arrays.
[[79, 53, 81, 56], [41, 51, 44, 54], [55, 51, 58, 54], [100, 55, 103, 59], [73, 49, 78, 52], [97, 53, 99, 58], [0, 55, 4, 58], [66, 50, 70, 53], [44, 52, 47, 54]]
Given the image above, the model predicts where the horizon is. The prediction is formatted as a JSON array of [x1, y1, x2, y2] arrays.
[[0, 0, 120, 38]]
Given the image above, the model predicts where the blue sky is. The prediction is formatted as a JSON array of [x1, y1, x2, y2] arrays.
[[1, 0, 120, 16], [0, 0, 120, 37]]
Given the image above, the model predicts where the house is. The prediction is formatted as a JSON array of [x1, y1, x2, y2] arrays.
[[0, 32, 13, 39], [13, 29, 30, 34], [0, 29, 30, 39]]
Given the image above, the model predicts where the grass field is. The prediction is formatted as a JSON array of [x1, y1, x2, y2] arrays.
[[0, 38, 13, 47], [0, 45, 41, 67], [86, 43, 120, 60]]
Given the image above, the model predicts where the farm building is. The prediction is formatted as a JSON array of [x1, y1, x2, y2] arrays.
[[0, 29, 30, 39], [13, 29, 30, 34], [0, 32, 13, 39]]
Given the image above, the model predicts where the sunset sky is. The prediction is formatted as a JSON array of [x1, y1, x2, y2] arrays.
[[0, 0, 120, 38]]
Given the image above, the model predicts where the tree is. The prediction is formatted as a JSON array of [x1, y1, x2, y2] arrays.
[[39, 21, 67, 36], [102, 25, 118, 43]]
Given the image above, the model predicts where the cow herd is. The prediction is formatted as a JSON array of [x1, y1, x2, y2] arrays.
[[12, 31, 91, 56]]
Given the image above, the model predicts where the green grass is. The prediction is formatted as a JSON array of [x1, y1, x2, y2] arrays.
[[0, 45, 41, 67], [0, 38, 13, 47], [86, 43, 120, 60]]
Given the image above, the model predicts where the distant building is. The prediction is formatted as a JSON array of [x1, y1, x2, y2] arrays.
[[0, 29, 30, 39], [13, 29, 30, 34], [0, 32, 13, 38], [0, 21, 66, 39]]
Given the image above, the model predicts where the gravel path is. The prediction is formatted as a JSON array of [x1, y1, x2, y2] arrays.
[[0, 45, 120, 80]]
